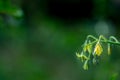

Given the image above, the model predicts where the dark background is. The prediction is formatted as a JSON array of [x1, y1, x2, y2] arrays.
[[0, 0, 120, 80]]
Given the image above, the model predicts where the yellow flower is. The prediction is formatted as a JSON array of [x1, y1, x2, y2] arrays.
[[83, 44, 92, 54], [94, 43, 103, 56], [87, 44, 92, 54], [83, 40, 88, 52], [108, 44, 111, 55]]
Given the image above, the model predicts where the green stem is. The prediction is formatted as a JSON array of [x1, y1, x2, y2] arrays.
[[109, 36, 119, 42], [87, 35, 98, 40], [86, 35, 120, 45], [102, 40, 120, 45]]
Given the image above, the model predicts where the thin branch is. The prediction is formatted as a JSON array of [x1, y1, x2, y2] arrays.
[[87, 35, 98, 40], [102, 40, 120, 45]]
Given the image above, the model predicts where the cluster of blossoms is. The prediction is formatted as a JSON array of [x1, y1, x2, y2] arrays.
[[76, 35, 120, 70]]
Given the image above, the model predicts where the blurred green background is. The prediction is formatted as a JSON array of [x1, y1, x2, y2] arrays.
[[0, 0, 120, 80]]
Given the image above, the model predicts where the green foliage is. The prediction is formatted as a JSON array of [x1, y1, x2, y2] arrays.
[[0, 0, 23, 17], [0, 0, 120, 80]]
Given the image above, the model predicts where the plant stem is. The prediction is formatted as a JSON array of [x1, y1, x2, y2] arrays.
[[102, 40, 120, 45], [87, 35, 98, 40]]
